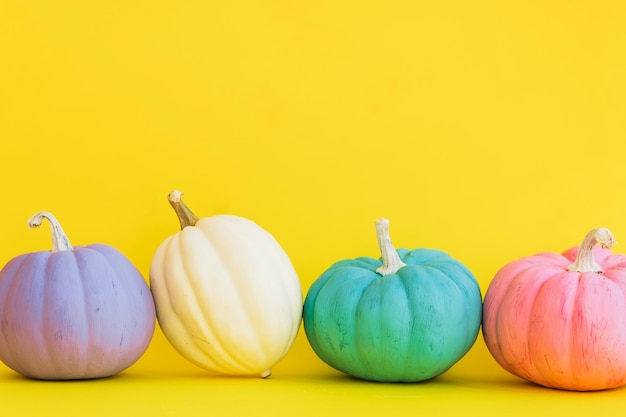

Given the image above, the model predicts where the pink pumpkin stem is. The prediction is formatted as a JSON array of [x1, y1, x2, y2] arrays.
[[375, 218, 406, 276], [567, 228, 616, 273], [27, 211, 73, 252], [168, 190, 199, 229]]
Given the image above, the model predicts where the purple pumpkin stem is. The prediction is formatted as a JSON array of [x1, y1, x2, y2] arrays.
[[27, 212, 73, 252], [168, 190, 199, 230], [567, 228, 616, 273], [374, 218, 406, 276]]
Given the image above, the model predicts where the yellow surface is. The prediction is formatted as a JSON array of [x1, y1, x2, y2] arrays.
[[1, 0, 626, 415]]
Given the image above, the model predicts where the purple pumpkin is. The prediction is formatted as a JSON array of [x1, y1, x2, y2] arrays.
[[0, 212, 156, 380]]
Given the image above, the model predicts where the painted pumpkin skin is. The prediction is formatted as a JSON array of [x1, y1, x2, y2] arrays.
[[483, 228, 626, 391], [303, 218, 482, 382], [149, 191, 302, 378], [0, 213, 156, 380]]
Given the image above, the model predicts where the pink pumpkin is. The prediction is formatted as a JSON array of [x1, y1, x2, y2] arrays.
[[0, 212, 156, 380], [483, 228, 626, 391]]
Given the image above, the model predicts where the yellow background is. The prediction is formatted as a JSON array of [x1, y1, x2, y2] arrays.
[[1, 1, 626, 415]]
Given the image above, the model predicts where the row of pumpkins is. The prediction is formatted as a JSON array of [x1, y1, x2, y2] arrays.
[[0, 190, 625, 392]]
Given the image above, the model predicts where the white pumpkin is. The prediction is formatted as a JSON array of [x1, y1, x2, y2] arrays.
[[149, 190, 302, 378]]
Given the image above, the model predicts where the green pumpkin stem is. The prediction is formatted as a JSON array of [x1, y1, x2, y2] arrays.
[[375, 218, 406, 276], [168, 190, 199, 229], [28, 212, 73, 252], [566, 228, 615, 273]]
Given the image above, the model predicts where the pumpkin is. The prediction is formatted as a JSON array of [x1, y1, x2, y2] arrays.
[[0, 212, 156, 380], [482, 228, 626, 391], [149, 190, 302, 378], [302, 218, 482, 382]]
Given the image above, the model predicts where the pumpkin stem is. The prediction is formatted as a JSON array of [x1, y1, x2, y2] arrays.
[[168, 190, 199, 229], [566, 228, 616, 273], [375, 218, 406, 276], [27, 212, 73, 252]]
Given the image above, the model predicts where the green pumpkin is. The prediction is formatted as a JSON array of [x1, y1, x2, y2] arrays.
[[303, 218, 482, 382]]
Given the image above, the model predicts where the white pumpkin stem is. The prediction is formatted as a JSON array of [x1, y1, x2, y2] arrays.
[[27, 211, 73, 252], [566, 228, 616, 273], [375, 218, 406, 276], [168, 190, 199, 229]]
